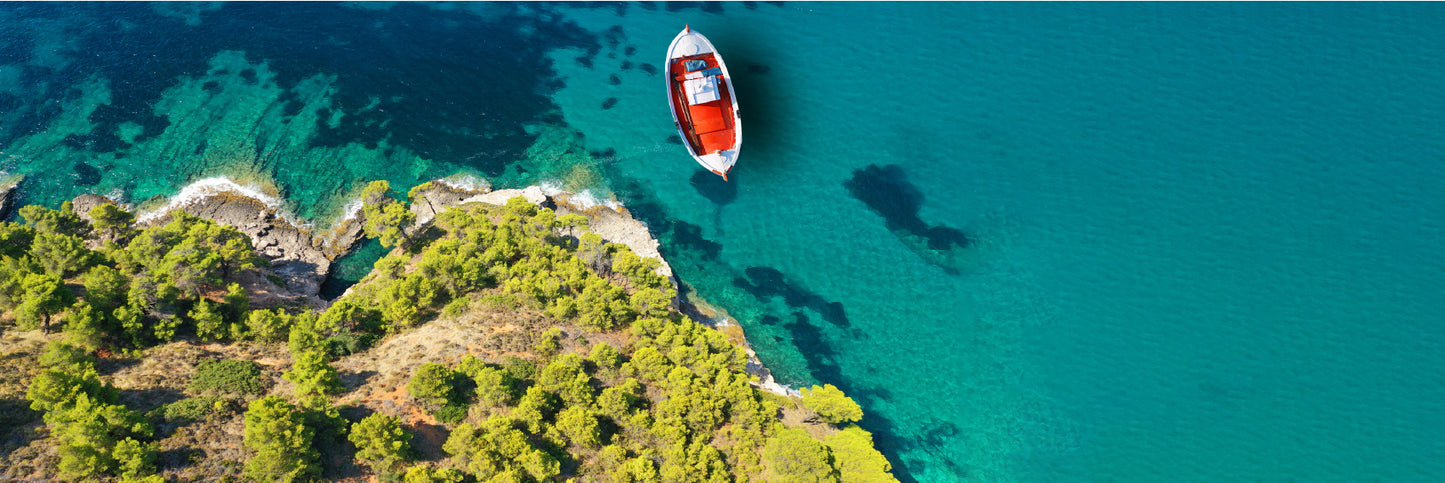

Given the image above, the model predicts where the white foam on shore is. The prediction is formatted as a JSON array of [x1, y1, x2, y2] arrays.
[[103, 187, 131, 210], [538, 180, 622, 210], [339, 197, 364, 222], [136, 177, 290, 225], [435, 174, 491, 193]]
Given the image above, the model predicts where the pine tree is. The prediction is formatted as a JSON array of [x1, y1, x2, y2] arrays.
[[349, 413, 413, 474], [191, 297, 226, 341], [285, 350, 342, 397], [16, 272, 72, 333], [800, 384, 864, 425], [406, 363, 456, 409], [825, 426, 898, 483], [88, 203, 134, 240], [763, 428, 838, 483], [361, 180, 417, 249], [243, 396, 320, 482]]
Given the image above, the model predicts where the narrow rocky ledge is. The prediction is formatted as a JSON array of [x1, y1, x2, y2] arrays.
[[415, 180, 675, 281], [0, 175, 20, 220]]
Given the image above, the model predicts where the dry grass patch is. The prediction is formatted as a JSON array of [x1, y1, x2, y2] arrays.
[[780, 402, 841, 440], [156, 412, 247, 482], [0, 328, 52, 482]]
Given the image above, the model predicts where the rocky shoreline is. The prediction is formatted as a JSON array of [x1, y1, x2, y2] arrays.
[[408, 179, 791, 395], [0, 175, 20, 220], [78, 175, 791, 396]]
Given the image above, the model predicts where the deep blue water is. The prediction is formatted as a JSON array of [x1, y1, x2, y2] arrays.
[[4, 3, 1444, 481]]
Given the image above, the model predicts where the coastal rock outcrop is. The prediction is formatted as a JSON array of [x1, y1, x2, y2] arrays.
[[70, 194, 113, 223], [464, 185, 549, 209], [444, 183, 675, 281], [120, 183, 366, 308], [549, 195, 674, 281], [172, 193, 360, 305], [0, 176, 19, 220], [408, 177, 493, 226], [401, 177, 675, 281]]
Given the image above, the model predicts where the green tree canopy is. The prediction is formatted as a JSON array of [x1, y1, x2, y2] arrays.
[[403, 464, 466, 483], [81, 265, 128, 313], [16, 272, 73, 333], [243, 396, 320, 482], [0, 221, 36, 259], [763, 428, 838, 483], [350, 413, 413, 474], [459, 361, 518, 407], [407, 363, 457, 410], [89, 203, 134, 240], [825, 426, 898, 483], [20, 202, 89, 238], [247, 308, 293, 342], [190, 297, 226, 341], [362, 180, 417, 249], [555, 406, 603, 449], [800, 384, 864, 425], [62, 301, 106, 350], [48, 393, 154, 480], [30, 232, 95, 278], [285, 349, 343, 398]]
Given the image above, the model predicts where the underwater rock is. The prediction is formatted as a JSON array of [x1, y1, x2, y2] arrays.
[[844, 164, 971, 273]]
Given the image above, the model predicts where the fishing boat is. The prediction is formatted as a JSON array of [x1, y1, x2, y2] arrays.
[[666, 25, 741, 180]]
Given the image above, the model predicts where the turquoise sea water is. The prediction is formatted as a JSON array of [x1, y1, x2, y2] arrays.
[[4, 3, 1444, 481]]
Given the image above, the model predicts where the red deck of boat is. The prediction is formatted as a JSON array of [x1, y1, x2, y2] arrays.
[[670, 55, 736, 156]]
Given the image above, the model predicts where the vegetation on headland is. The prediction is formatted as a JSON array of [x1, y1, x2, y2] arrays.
[[0, 183, 897, 482]]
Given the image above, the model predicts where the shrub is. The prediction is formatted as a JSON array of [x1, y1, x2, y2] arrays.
[[500, 356, 536, 382], [533, 327, 562, 359], [323, 331, 376, 358], [190, 359, 266, 396], [161, 397, 228, 423], [434, 403, 469, 424], [349, 413, 413, 473], [246, 309, 292, 343], [407, 363, 456, 409]]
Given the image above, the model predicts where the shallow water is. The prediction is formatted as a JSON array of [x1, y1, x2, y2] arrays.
[[3, 3, 1444, 481]]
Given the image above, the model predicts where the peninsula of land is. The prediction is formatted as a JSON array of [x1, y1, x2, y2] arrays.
[[0, 176, 895, 482]]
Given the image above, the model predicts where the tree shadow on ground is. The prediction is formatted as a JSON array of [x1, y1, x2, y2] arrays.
[[0, 397, 43, 459]]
